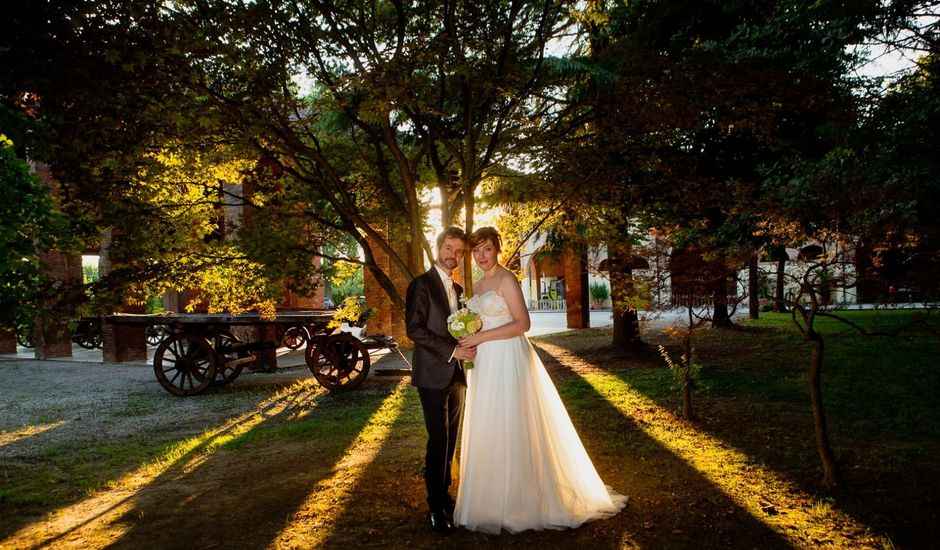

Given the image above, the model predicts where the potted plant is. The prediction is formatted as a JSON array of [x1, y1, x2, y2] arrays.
[[589, 282, 610, 310]]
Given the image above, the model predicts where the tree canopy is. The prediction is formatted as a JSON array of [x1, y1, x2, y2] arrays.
[[1, 0, 937, 322], [0, 134, 67, 329]]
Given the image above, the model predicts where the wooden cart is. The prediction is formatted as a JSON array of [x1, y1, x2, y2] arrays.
[[107, 311, 397, 396]]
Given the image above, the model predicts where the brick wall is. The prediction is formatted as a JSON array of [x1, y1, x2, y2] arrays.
[[0, 329, 15, 353], [99, 230, 148, 362], [365, 233, 393, 337], [565, 248, 590, 329], [363, 231, 413, 344], [33, 250, 84, 359], [101, 303, 148, 363]]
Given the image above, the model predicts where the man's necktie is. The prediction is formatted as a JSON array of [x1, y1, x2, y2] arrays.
[[445, 278, 458, 313]]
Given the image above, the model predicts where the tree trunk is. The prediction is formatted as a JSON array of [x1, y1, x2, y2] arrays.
[[579, 246, 590, 325], [610, 260, 643, 347], [773, 250, 788, 313], [711, 275, 733, 328], [748, 251, 759, 319], [808, 330, 841, 488], [461, 183, 476, 293], [612, 306, 642, 346]]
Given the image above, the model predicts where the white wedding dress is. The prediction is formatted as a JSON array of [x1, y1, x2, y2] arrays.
[[453, 291, 627, 534]]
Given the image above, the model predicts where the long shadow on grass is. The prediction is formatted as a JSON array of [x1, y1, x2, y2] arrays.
[[546, 322, 940, 548], [0, 369, 327, 541], [313, 367, 792, 548], [542, 349, 795, 549], [68, 376, 397, 550], [697, 322, 940, 548]]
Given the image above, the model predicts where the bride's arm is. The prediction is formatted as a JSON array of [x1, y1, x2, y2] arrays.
[[461, 273, 530, 345]]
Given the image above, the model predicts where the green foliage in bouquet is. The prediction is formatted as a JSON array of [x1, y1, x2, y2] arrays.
[[447, 306, 483, 368]]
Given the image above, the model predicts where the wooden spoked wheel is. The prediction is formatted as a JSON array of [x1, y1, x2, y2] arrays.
[[16, 327, 34, 348], [146, 325, 169, 346], [73, 320, 102, 350], [281, 326, 309, 350], [305, 332, 371, 390], [154, 334, 218, 396], [211, 331, 250, 386]]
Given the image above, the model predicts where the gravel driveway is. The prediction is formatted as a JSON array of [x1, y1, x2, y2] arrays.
[[0, 358, 325, 461]]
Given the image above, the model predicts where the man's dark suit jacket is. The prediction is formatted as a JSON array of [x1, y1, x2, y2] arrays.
[[405, 268, 466, 389]]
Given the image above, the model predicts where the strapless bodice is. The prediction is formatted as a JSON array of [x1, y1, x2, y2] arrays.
[[466, 291, 513, 330]]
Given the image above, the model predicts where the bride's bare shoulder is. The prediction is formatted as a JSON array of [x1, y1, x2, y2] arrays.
[[496, 266, 521, 290], [499, 265, 521, 281]]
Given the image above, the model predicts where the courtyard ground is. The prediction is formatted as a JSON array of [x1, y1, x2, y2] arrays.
[[1, 310, 937, 549]]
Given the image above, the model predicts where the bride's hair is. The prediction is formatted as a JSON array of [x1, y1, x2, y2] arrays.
[[469, 226, 502, 252]]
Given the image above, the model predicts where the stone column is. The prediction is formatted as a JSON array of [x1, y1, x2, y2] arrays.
[[529, 260, 541, 309]]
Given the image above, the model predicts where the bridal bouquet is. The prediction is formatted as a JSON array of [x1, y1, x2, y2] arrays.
[[447, 304, 482, 369]]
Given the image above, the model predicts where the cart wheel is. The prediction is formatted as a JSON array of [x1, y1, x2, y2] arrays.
[[281, 326, 309, 350], [154, 334, 218, 396], [146, 325, 168, 346], [74, 320, 102, 350], [16, 328, 33, 348], [212, 331, 248, 386], [305, 333, 371, 390], [90, 321, 103, 349]]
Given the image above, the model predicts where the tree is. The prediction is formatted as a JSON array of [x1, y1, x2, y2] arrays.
[[163, 0, 577, 304], [544, 0, 937, 487], [2, 1, 580, 315], [551, 0, 880, 330], [757, 46, 940, 488], [0, 135, 67, 330], [1, 1, 283, 317]]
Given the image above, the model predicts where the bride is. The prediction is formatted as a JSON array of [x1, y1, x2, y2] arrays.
[[453, 226, 627, 534]]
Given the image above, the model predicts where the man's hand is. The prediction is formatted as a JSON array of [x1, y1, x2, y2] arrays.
[[453, 344, 476, 361]]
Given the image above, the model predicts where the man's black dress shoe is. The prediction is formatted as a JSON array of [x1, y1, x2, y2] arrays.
[[429, 510, 455, 535], [443, 496, 456, 516]]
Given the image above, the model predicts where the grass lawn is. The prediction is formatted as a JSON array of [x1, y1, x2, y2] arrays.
[[1, 309, 937, 549]]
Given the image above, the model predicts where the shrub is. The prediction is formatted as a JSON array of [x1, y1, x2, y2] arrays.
[[589, 282, 610, 303]]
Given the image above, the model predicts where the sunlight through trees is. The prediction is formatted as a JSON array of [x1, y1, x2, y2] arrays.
[[536, 341, 885, 548]]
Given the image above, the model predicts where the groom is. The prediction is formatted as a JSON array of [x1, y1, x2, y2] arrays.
[[405, 226, 475, 535]]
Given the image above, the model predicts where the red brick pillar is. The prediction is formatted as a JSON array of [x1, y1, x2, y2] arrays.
[[364, 230, 412, 345], [102, 304, 148, 363], [30, 162, 83, 360], [33, 317, 72, 359], [33, 251, 83, 359], [281, 256, 325, 309], [528, 259, 541, 309], [0, 329, 15, 353], [364, 234, 393, 337], [565, 248, 590, 329], [259, 324, 279, 370], [387, 238, 412, 345], [99, 231, 148, 363]]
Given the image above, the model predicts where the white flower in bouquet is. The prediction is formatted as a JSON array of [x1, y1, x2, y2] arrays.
[[447, 305, 482, 368]]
